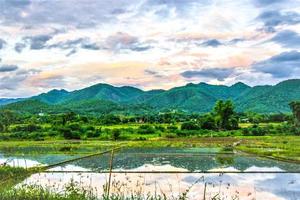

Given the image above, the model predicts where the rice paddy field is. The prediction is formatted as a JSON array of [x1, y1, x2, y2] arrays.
[[0, 136, 299, 200]]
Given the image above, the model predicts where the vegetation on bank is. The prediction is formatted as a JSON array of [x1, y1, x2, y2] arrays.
[[0, 174, 242, 200], [0, 166, 36, 191], [0, 100, 299, 142], [0, 184, 98, 200]]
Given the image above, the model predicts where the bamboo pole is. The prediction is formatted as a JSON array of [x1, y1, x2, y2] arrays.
[[106, 149, 115, 198]]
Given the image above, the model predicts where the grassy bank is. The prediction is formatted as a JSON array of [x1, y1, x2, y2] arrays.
[[0, 166, 36, 191], [0, 136, 299, 162], [236, 136, 300, 162]]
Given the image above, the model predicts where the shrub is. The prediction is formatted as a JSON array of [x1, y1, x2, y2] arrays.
[[167, 125, 178, 131], [155, 125, 165, 132], [60, 127, 81, 139], [137, 125, 156, 134], [181, 121, 200, 130], [134, 136, 147, 141], [164, 133, 177, 138], [11, 124, 41, 132], [176, 130, 199, 137], [67, 123, 82, 132], [111, 129, 121, 140], [200, 115, 216, 130], [242, 127, 266, 136]]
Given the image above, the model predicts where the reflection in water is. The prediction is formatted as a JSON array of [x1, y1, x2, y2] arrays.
[[1, 148, 300, 199], [23, 165, 300, 200], [0, 154, 80, 168]]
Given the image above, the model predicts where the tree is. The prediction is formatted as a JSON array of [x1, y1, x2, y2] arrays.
[[111, 129, 121, 140], [181, 121, 200, 130], [200, 114, 216, 130], [213, 100, 238, 130], [0, 110, 18, 131], [61, 112, 77, 125], [289, 101, 300, 127]]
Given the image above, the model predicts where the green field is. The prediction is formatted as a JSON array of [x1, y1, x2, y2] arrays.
[[0, 135, 299, 162]]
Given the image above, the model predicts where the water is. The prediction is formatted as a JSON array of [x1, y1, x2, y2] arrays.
[[1, 147, 300, 199], [47, 147, 300, 172]]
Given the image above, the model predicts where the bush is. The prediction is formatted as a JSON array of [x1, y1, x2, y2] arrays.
[[164, 133, 177, 138], [101, 115, 121, 125], [84, 125, 95, 132], [181, 121, 200, 130], [137, 125, 156, 134], [111, 129, 121, 140], [155, 125, 165, 132], [176, 130, 199, 137], [167, 125, 178, 131], [60, 127, 81, 139], [134, 136, 147, 141], [67, 123, 82, 132], [10, 124, 41, 132], [200, 115, 216, 130], [242, 127, 266, 136]]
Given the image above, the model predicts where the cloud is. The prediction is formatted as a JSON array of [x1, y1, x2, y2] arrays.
[[144, 69, 163, 78], [0, 39, 7, 49], [270, 30, 300, 48], [257, 10, 300, 31], [48, 38, 85, 50], [104, 32, 151, 52], [253, 0, 286, 7], [23, 34, 53, 50], [66, 49, 77, 57], [0, 75, 27, 90], [14, 42, 27, 53], [3, 0, 31, 7], [30, 74, 66, 88], [80, 42, 100, 50], [0, 65, 19, 72], [181, 68, 235, 81], [0, 68, 40, 90], [201, 39, 223, 47], [253, 51, 300, 78], [0, 0, 131, 28], [143, 0, 211, 17], [229, 38, 245, 44], [48, 37, 100, 55]]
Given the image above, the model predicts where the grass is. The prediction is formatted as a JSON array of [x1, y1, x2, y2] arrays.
[[0, 183, 99, 200], [0, 138, 239, 155], [235, 136, 300, 162], [0, 135, 299, 162], [0, 174, 238, 200], [0, 166, 38, 191]]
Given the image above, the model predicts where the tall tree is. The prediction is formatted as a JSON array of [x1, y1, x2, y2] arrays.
[[213, 100, 238, 130], [289, 101, 300, 127], [0, 110, 18, 132]]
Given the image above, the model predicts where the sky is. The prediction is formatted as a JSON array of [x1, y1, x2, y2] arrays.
[[0, 0, 300, 98]]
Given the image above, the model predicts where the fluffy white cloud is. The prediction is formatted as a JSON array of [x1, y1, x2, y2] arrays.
[[0, 0, 300, 97]]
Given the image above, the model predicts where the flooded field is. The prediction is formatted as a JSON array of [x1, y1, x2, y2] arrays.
[[1, 147, 300, 199]]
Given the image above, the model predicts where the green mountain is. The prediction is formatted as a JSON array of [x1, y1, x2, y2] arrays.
[[1, 100, 64, 114], [0, 98, 23, 106], [32, 89, 69, 104], [58, 84, 144, 103], [235, 79, 300, 113], [1, 79, 300, 114]]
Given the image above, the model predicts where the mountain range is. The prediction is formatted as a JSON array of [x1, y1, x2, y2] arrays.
[[1, 79, 300, 114]]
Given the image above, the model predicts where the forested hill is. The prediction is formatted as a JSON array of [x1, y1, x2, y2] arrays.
[[1, 79, 300, 114]]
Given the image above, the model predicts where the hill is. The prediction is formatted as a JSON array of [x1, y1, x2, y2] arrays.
[[1, 79, 300, 114]]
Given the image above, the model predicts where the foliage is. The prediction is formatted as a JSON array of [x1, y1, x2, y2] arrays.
[[181, 121, 200, 130], [289, 101, 300, 127], [213, 100, 239, 130], [111, 129, 121, 140]]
